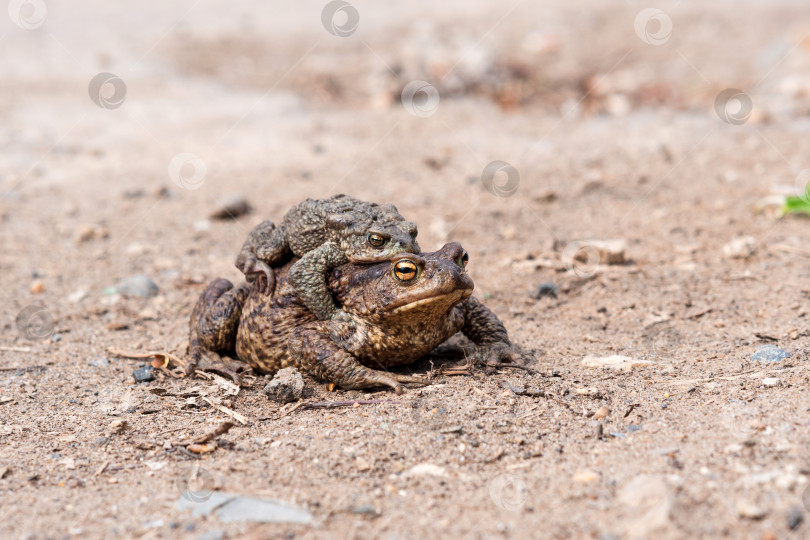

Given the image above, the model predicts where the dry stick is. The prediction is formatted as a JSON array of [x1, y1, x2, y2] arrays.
[[94, 461, 110, 477], [274, 399, 401, 419], [0, 346, 32, 353], [201, 396, 249, 425], [176, 421, 235, 446]]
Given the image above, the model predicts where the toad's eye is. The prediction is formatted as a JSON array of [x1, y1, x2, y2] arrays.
[[393, 260, 418, 281], [458, 250, 469, 269], [368, 233, 386, 248]]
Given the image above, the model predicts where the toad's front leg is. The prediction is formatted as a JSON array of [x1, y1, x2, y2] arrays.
[[288, 322, 427, 394], [460, 296, 530, 371], [288, 242, 349, 321]]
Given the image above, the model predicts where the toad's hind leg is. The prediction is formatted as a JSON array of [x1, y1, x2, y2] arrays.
[[187, 278, 251, 379], [289, 323, 429, 394]]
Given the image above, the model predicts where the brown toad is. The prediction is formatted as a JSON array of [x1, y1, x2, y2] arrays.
[[235, 194, 419, 322], [191, 242, 525, 393]]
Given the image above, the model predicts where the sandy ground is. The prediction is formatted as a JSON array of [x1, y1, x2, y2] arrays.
[[2, 1, 810, 539]]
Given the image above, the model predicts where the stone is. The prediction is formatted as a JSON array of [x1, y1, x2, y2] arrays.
[[736, 500, 766, 520], [787, 506, 803, 530], [573, 470, 599, 483], [582, 239, 626, 265], [722, 236, 756, 258], [210, 194, 251, 220], [750, 345, 790, 363], [762, 377, 779, 387], [133, 366, 155, 383], [263, 368, 304, 403], [116, 275, 159, 298], [532, 282, 559, 299], [406, 463, 447, 477]]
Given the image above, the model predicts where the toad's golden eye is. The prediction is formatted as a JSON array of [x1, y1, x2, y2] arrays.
[[458, 250, 469, 268], [393, 260, 418, 281], [368, 233, 386, 247]]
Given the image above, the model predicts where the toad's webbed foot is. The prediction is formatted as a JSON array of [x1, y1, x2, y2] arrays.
[[289, 323, 430, 394], [187, 278, 250, 380]]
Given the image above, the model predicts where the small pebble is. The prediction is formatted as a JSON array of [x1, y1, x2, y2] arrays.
[[133, 366, 155, 383], [750, 345, 790, 363], [737, 501, 767, 520], [264, 367, 304, 403], [723, 236, 756, 258], [210, 194, 251, 220], [51, 334, 61, 343], [587, 420, 603, 439], [787, 506, 803, 530], [532, 282, 559, 300], [351, 505, 379, 516], [762, 377, 779, 387], [115, 275, 159, 298], [30, 280, 45, 294]]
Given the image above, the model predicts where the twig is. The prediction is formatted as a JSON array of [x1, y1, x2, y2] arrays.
[[484, 362, 543, 375], [200, 396, 249, 425], [94, 461, 109, 476], [176, 421, 235, 446], [683, 307, 712, 320], [0, 346, 31, 353], [288, 399, 401, 414]]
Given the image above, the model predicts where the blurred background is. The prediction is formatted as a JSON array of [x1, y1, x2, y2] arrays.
[[2, 2, 810, 537]]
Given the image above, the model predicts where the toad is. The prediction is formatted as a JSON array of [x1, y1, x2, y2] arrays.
[[235, 194, 420, 322], [191, 242, 525, 393]]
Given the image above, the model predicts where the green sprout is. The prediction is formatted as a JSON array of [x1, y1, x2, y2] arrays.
[[783, 195, 810, 217]]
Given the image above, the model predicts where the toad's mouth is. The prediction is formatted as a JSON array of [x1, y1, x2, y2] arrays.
[[387, 288, 472, 315]]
